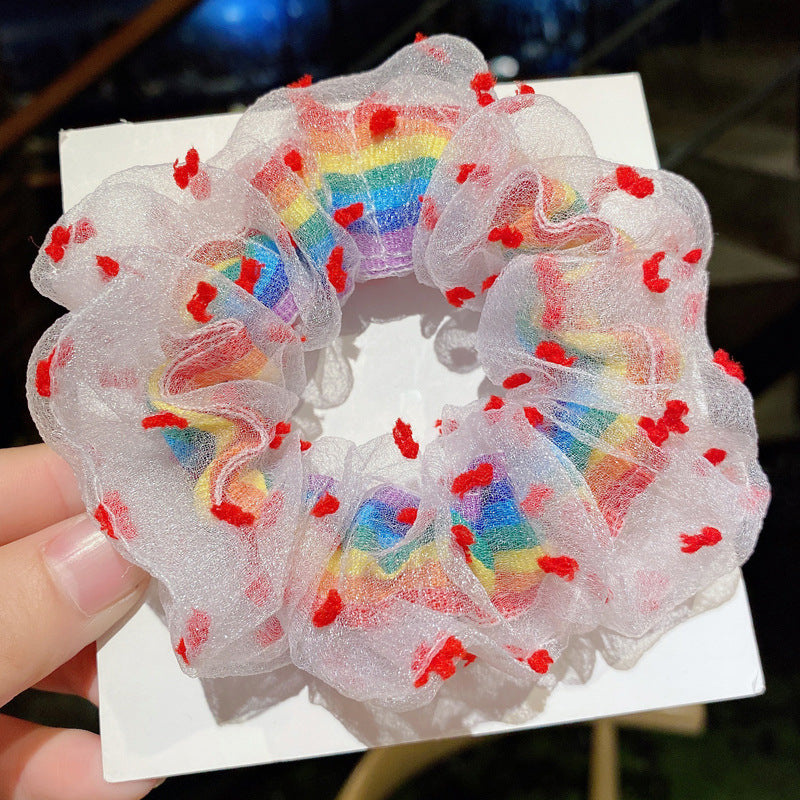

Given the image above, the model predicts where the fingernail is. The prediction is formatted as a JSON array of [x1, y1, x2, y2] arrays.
[[42, 515, 148, 616]]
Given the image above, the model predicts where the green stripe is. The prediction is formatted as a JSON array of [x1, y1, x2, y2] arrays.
[[324, 157, 437, 193], [483, 521, 539, 553]]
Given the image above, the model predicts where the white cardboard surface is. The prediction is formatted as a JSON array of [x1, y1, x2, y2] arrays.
[[56, 74, 763, 783]]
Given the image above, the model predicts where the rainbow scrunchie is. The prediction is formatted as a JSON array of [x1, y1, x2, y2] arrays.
[[28, 35, 768, 710]]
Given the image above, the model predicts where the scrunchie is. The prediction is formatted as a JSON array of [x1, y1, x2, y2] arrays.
[[27, 34, 769, 711]]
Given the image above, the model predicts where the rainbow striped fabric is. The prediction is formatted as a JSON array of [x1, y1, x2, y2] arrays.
[[309, 457, 547, 623]]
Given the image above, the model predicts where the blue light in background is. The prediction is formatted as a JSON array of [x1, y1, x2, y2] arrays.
[[178, 0, 329, 64], [180, 0, 287, 54]]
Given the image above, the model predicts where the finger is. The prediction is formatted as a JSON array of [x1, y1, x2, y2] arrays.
[[0, 445, 84, 545], [0, 714, 163, 800], [0, 514, 149, 707], [33, 645, 98, 705]]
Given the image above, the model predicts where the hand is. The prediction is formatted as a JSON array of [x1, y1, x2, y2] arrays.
[[0, 444, 162, 799]]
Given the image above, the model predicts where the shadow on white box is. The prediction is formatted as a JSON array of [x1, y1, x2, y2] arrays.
[[55, 74, 764, 782]]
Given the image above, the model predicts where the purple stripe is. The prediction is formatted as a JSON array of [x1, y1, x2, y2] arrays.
[[373, 485, 418, 508], [348, 225, 417, 278], [348, 230, 382, 258], [381, 225, 414, 256], [359, 255, 414, 278], [272, 291, 298, 323], [460, 493, 481, 522]]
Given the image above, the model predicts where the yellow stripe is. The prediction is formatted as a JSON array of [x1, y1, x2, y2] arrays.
[[193, 417, 238, 511], [194, 467, 213, 509], [342, 541, 439, 580], [561, 330, 618, 355], [585, 415, 637, 471], [316, 134, 448, 174], [212, 256, 240, 273], [240, 468, 268, 494], [322, 549, 342, 581], [280, 194, 317, 229], [547, 181, 579, 217], [494, 546, 545, 574], [468, 556, 495, 594], [563, 263, 592, 283], [560, 329, 628, 380], [403, 541, 439, 574], [148, 372, 232, 434]]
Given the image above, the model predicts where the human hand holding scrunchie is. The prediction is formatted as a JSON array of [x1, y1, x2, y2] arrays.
[[0, 444, 162, 800]]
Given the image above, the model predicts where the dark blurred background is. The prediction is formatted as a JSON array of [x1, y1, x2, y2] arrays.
[[1, 0, 798, 797]]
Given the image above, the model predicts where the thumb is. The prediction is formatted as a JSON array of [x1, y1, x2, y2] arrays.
[[0, 514, 149, 706]]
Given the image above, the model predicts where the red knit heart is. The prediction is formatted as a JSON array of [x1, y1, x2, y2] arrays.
[[616, 165, 654, 198]]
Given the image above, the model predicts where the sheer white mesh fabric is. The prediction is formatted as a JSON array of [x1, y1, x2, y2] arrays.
[[27, 35, 769, 711]]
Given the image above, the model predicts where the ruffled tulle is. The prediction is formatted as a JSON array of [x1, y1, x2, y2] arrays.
[[27, 35, 768, 711]]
